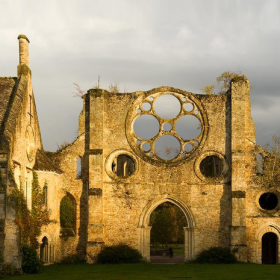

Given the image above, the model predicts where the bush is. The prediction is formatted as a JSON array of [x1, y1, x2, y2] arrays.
[[194, 247, 237, 264], [0, 262, 21, 277], [22, 245, 41, 273], [96, 245, 143, 264]]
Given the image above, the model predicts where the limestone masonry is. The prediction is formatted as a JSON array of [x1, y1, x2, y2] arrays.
[[0, 35, 279, 268]]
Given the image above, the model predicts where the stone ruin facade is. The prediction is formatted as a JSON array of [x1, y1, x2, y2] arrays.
[[1, 35, 280, 268]]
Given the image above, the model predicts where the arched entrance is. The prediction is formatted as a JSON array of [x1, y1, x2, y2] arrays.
[[149, 202, 187, 263], [40, 236, 49, 263], [138, 197, 195, 261], [262, 232, 278, 264]]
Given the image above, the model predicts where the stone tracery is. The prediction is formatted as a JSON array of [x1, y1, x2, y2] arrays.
[[126, 90, 208, 166]]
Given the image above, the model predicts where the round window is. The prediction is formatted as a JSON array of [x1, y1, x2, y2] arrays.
[[200, 155, 223, 178], [105, 150, 138, 180], [126, 89, 208, 166], [259, 192, 278, 211]]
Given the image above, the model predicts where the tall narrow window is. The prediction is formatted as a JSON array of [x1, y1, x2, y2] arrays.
[[76, 157, 82, 178], [60, 193, 76, 237], [43, 184, 48, 207]]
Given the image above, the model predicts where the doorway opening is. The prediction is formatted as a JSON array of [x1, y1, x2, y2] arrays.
[[40, 236, 49, 263], [149, 202, 187, 263], [262, 232, 278, 264]]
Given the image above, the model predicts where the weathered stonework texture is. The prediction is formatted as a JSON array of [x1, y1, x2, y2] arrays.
[[0, 35, 280, 268]]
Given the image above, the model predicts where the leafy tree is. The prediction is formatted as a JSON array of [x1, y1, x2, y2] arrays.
[[256, 136, 280, 188], [150, 202, 187, 245], [201, 85, 215, 95], [202, 71, 246, 95]]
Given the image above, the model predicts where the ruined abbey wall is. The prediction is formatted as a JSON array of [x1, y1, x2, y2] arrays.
[[2, 35, 280, 267]]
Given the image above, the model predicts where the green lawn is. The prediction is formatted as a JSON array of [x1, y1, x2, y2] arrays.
[[5, 263, 280, 280]]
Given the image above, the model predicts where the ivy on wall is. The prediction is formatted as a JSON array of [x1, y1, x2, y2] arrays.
[[10, 171, 49, 248]]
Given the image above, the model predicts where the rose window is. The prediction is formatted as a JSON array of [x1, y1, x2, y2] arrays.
[[126, 90, 208, 166]]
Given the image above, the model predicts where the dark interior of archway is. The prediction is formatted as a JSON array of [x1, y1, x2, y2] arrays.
[[262, 232, 278, 264], [200, 155, 223, 178], [259, 192, 278, 211], [149, 202, 187, 256]]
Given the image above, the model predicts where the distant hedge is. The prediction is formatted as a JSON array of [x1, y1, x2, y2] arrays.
[[96, 245, 143, 264], [194, 247, 237, 264]]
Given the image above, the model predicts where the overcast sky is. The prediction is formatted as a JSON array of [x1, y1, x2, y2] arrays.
[[1, 0, 280, 151]]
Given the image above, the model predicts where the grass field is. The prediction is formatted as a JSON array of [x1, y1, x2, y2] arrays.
[[6, 263, 280, 280]]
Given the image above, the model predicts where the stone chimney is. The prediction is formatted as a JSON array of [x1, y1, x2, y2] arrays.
[[17, 35, 30, 77], [18, 34, 30, 66]]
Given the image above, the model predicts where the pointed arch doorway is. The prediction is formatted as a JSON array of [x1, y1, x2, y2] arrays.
[[138, 197, 195, 262], [262, 232, 278, 264]]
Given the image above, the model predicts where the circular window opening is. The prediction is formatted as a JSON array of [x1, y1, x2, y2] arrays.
[[176, 115, 201, 140], [259, 193, 278, 211], [133, 114, 160, 140], [112, 154, 136, 178], [142, 102, 152, 111], [163, 122, 172, 132], [142, 142, 151, 152], [154, 135, 181, 160], [154, 94, 181, 119], [184, 103, 194, 112], [200, 156, 223, 178]]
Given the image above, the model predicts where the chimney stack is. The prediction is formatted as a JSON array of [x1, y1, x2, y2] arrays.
[[18, 34, 30, 67]]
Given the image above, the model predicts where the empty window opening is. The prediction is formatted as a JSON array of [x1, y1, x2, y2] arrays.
[[259, 192, 278, 211], [76, 157, 82, 178], [262, 232, 278, 264], [60, 194, 76, 237], [200, 156, 223, 178], [257, 153, 263, 174], [112, 154, 136, 178]]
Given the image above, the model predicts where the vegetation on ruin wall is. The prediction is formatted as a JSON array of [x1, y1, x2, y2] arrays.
[[202, 71, 247, 95], [256, 136, 280, 188], [9, 171, 49, 248]]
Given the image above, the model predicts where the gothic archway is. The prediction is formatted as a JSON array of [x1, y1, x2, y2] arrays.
[[40, 236, 49, 263], [262, 232, 278, 264], [138, 196, 195, 261], [255, 223, 280, 264]]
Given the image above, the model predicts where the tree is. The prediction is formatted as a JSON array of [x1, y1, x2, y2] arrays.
[[202, 71, 246, 95], [150, 202, 187, 245], [256, 136, 280, 188], [201, 85, 215, 95]]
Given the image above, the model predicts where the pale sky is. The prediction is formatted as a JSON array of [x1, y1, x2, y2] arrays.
[[1, 0, 280, 151]]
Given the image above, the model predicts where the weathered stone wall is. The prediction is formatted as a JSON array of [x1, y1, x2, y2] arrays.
[[35, 134, 86, 262], [84, 86, 240, 261]]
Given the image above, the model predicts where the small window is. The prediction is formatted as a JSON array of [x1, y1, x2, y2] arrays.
[[76, 157, 82, 178], [200, 155, 223, 178], [43, 184, 48, 207], [259, 192, 278, 211], [112, 154, 136, 178]]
